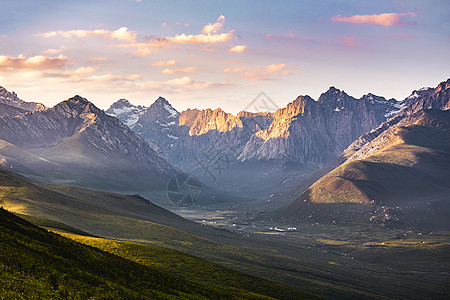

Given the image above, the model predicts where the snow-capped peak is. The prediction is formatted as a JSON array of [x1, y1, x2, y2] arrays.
[[105, 99, 147, 127]]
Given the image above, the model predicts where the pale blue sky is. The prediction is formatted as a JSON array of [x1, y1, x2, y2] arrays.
[[1, 0, 449, 112]]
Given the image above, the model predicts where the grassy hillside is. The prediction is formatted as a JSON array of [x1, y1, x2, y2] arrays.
[[0, 207, 270, 299], [288, 110, 450, 205], [56, 231, 315, 300]]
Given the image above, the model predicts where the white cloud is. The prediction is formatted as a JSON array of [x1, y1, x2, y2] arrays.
[[228, 45, 247, 53], [161, 67, 197, 74], [202, 15, 226, 34]]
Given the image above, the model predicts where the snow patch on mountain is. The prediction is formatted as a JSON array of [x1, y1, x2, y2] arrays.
[[163, 104, 178, 118]]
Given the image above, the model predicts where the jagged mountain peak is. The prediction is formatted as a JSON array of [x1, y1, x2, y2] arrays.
[[55, 95, 101, 117], [185, 107, 242, 136], [405, 87, 433, 101], [361, 93, 386, 101], [435, 78, 450, 93], [106, 98, 147, 128], [153, 96, 170, 106], [318, 86, 351, 105], [67, 95, 91, 105], [0, 85, 46, 112], [144, 96, 179, 120]]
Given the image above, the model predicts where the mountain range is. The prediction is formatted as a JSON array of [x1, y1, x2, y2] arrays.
[[276, 79, 450, 229], [104, 84, 408, 201], [1, 79, 448, 211]]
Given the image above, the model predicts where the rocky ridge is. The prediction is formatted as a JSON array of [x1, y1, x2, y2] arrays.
[[0, 86, 46, 112]]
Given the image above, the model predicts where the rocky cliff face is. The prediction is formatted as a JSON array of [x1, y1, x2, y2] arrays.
[[0, 86, 46, 112], [0, 103, 27, 118], [183, 108, 243, 136], [114, 87, 405, 171], [238, 88, 403, 165]]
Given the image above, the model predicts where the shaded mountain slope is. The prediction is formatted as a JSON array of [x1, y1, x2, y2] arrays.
[[279, 109, 450, 229], [0, 103, 27, 118], [0, 94, 183, 199]]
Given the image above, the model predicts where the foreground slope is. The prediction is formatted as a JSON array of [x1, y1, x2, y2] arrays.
[[1, 207, 306, 299]]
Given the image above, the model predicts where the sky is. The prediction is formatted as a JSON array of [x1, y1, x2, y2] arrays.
[[0, 0, 449, 113]]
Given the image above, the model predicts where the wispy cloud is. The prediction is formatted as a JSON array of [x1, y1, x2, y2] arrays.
[[331, 12, 415, 26], [38, 27, 137, 42], [42, 46, 69, 55], [224, 64, 290, 81], [339, 36, 360, 46], [151, 60, 177, 66], [53, 16, 236, 57], [228, 45, 247, 53], [0, 54, 70, 72], [161, 66, 197, 74], [88, 57, 108, 63], [166, 31, 234, 44]]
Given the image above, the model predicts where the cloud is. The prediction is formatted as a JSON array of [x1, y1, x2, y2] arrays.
[[331, 12, 415, 26], [112, 42, 169, 57], [151, 60, 177, 66], [340, 36, 360, 46], [161, 67, 197, 74], [42, 46, 69, 55], [224, 64, 290, 81], [202, 15, 226, 34], [265, 30, 296, 40], [166, 31, 234, 44], [88, 57, 108, 63], [0, 54, 70, 72], [38, 27, 137, 42], [38, 16, 234, 58], [228, 45, 247, 53]]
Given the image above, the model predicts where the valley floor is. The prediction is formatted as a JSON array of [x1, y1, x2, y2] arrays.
[[173, 207, 450, 299]]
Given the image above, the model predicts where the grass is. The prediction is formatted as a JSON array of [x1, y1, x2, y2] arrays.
[[58, 231, 316, 300], [0, 207, 251, 299]]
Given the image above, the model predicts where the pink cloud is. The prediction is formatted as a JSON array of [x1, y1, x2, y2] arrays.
[[42, 46, 69, 55], [224, 64, 290, 81], [161, 66, 197, 74], [88, 57, 108, 63], [151, 60, 177, 66], [39, 16, 234, 58], [331, 12, 415, 26], [0, 54, 70, 71], [340, 36, 361, 46], [228, 45, 247, 53]]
